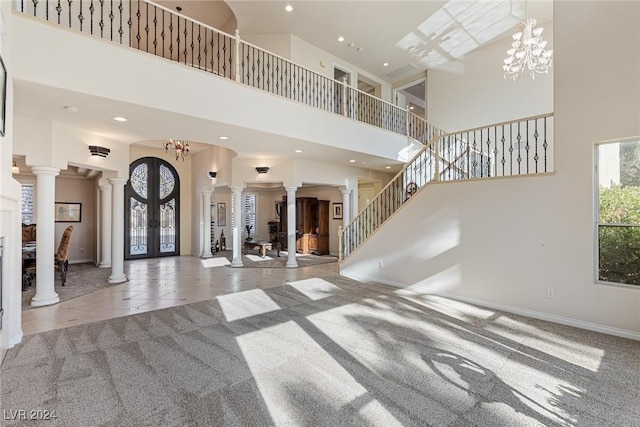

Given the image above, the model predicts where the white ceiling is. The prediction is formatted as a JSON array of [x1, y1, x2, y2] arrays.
[[14, 0, 553, 174]]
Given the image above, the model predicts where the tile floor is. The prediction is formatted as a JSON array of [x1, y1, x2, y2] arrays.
[[21, 255, 340, 335]]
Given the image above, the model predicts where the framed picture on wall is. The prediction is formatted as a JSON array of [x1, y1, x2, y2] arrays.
[[217, 202, 226, 226], [333, 202, 343, 219], [55, 202, 82, 222], [0, 55, 6, 137]]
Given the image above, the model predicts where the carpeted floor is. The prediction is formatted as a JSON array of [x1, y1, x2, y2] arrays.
[[3, 272, 639, 426], [21, 263, 112, 310]]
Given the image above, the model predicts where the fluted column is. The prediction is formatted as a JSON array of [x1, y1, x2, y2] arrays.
[[108, 178, 128, 284], [285, 186, 298, 268], [201, 189, 214, 258], [341, 188, 352, 230], [98, 183, 112, 268], [30, 166, 60, 307], [231, 186, 244, 267]]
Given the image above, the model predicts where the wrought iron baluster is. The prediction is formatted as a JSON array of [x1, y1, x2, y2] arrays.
[[89, 0, 94, 34], [98, 0, 102, 36], [152, 6, 157, 55], [517, 122, 522, 174], [509, 123, 514, 175], [108, 0, 113, 41], [118, 0, 123, 44], [525, 120, 530, 174], [543, 117, 548, 172], [169, 13, 173, 60], [533, 119, 540, 173], [500, 125, 506, 176]]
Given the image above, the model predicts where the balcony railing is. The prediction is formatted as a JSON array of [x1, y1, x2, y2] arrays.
[[17, 0, 431, 142], [340, 114, 554, 259]]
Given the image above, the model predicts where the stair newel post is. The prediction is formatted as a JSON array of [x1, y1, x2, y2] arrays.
[[406, 106, 410, 138], [338, 225, 343, 261], [234, 29, 241, 82], [342, 77, 348, 117]]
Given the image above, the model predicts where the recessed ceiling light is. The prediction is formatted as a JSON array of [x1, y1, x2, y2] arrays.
[[285, 4, 293, 12], [349, 159, 356, 163], [113, 116, 127, 122], [295, 149, 302, 153], [356, 47, 363, 52], [382, 62, 389, 67], [64, 106, 78, 113], [219, 136, 229, 140], [348, 42, 354, 47], [338, 36, 344, 42]]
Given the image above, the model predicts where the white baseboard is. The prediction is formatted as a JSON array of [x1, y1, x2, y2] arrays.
[[341, 270, 640, 341], [69, 258, 94, 265]]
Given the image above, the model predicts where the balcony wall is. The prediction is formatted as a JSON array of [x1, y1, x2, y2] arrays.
[[12, 14, 408, 162]]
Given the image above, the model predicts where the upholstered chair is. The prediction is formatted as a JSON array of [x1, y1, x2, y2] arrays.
[[55, 226, 74, 286]]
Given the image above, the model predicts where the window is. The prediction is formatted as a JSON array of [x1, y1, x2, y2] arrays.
[[596, 139, 640, 286], [21, 184, 35, 224], [231, 192, 258, 237]]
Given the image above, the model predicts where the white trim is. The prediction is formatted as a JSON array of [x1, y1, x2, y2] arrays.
[[8, 330, 24, 348], [341, 270, 640, 341]]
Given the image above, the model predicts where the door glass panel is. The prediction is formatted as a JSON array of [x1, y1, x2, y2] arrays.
[[159, 164, 175, 199], [131, 163, 148, 199], [129, 198, 148, 255], [159, 198, 176, 253]]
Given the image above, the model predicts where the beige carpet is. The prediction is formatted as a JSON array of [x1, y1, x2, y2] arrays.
[[4, 273, 639, 426]]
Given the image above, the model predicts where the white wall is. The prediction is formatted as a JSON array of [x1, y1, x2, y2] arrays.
[[427, 24, 554, 132], [343, 2, 640, 339]]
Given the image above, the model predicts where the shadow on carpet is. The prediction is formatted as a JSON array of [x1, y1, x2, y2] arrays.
[[22, 262, 112, 310]]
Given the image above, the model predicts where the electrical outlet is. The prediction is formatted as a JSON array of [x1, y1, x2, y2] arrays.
[[547, 289, 554, 298]]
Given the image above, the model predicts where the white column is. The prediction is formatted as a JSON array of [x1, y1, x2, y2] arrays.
[[285, 186, 298, 268], [201, 189, 213, 258], [231, 186, 244, 267], [98, 183, 112, 268], [341, 188, 352, 230], [30, 166, 60, 307], [108, 178, 128, 284]]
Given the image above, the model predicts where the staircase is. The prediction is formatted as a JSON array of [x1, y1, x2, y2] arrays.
[[340, 113, 554, 260]]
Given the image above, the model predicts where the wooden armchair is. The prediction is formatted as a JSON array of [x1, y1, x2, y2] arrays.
[[55, 226, 73, 286]]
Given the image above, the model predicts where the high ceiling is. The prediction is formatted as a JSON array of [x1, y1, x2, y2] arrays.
[[227, 0, 553, 82]]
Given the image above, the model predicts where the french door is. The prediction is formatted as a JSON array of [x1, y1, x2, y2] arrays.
[[125, 157, 180, 259]]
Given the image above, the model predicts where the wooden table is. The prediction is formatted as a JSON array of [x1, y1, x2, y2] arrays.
[[243, 240, 281, 258]]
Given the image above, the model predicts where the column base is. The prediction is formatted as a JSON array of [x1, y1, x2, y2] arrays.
[[98, 262, 112, 268], [30, 292, 60, 307], [286, 261, 298, 268], [108, 274, 128, 284], [231, 259, 244, 267], [201, 252, 213, 259]]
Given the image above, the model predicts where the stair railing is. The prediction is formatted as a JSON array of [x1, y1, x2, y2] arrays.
[[17, 0, 426, 142], [340, 113, 554, 260]]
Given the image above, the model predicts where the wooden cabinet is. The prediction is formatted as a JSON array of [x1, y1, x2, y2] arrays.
[[277, 196, 329, 255]]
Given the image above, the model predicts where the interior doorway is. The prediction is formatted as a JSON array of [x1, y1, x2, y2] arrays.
[[125, 157, 181, 259], [395, 78, 426, 118]]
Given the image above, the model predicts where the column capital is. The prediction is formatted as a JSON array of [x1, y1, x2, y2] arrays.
[[231, 186, 245, 192], [202, 186, 214, 195], [30, 166, 60, 176], [340, 188, 353, 195], [109, 177, 128, 185], [284, 185, 298, 193], [98, 183, 113, 191]]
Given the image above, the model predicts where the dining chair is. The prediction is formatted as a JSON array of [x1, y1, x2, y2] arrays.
[[55, 226, 74, 286]]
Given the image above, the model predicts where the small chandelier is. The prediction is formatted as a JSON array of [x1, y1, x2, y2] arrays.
[[163, 139, 190, 161], [503, 15, 553, 81]]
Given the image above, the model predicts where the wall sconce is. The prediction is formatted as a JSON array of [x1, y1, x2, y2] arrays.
[[208, 171, 217, 179], [11, 161, 19, 174], [255, 166, 270, 174], [89, 145, 111, 157]]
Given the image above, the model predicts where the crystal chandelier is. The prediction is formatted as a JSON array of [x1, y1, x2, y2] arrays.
[[163, 139, 190, 161], [503, 16, 553, 81]]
